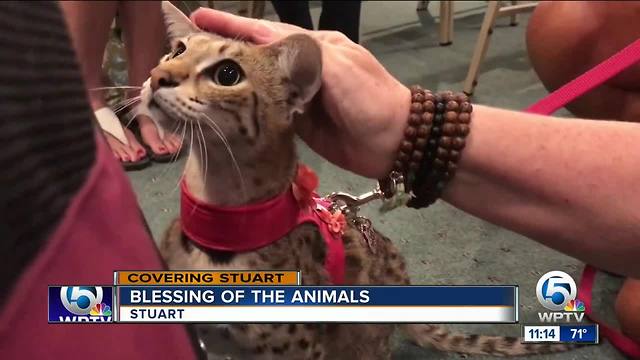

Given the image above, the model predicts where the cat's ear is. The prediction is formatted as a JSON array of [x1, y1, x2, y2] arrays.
[[161, 1, 199, 41], [265, 34, 322, 115]]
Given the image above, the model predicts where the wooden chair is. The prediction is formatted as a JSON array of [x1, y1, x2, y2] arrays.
[[462, 1, 538, 95], [417, 1, 454, 46]]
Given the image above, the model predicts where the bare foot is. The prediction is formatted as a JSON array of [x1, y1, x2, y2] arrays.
[[124, 128, 148, 159], [164, 131, 183, 153], [103, 128, 147, 163], [137, 114, 183, 155]]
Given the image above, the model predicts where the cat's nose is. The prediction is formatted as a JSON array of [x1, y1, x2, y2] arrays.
[[150, 68, 181, 91]]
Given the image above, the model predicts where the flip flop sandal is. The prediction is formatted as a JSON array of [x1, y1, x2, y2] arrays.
[[95, 107, 151, 171], [148, 149, 175, 163], [119, 149, 151, 170], [133, 107, 181, 163]]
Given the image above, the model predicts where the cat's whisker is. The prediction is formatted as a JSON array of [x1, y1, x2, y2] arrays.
[[160, 120, 183, 166], [108, 99, 141, 125], [187, 121, 203, 217], [121, 101, 148, 129], [169, 121, 194, 196], [200, 114, 247, 204], [117, 95, 141, 107], [140, 121, 184, 196], [114, 97, 142, 118], [189, 120, 195, 168], [148, 124, 188, 199], [169, 121, 190, 196], [170, 121, 187, 164], [110, 96, 141, 114], [195, 119, 205, 188], [196, 120, 209, 191]]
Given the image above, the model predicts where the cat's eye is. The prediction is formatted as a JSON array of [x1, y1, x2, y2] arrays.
[[206, 60, 244, 86], [172, 42, 186, 58]]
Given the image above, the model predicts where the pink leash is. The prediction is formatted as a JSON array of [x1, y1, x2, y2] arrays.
[[525, 38, 640, 358], [526, 38, 640, 114]]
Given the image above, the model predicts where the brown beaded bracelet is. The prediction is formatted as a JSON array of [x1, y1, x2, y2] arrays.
[[389, 85, 437, 189], [380, 86, 472, 209]]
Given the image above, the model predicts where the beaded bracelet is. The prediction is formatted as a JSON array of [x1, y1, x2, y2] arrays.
[[379, 86, 472, 209]]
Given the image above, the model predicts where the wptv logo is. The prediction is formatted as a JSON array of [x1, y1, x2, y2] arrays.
[[48, 286, 113, 323], [536, 271, 585, 323]]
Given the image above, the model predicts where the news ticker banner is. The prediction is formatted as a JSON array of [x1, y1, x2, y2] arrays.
[[522, 324, 599, 344], [116, 286, 517, 323], [49, 284, 518, 324]]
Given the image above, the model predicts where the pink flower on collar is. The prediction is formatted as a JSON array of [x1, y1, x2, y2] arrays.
[[317, 208, 347, 235], [292, 164, 319, 211]]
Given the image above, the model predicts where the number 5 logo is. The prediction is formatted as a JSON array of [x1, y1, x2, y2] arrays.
[[60, 286, 103, 315], [536, 271, 577, 311]]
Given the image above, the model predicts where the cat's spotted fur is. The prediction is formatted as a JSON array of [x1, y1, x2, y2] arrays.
[[141, 3, 577, 359]]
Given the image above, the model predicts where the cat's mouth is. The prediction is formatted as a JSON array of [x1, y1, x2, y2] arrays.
[[147, 99, 165, 117], [149, 96, 189, 124]]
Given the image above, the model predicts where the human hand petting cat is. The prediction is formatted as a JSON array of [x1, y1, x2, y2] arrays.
[[191, 8, 410, 179]]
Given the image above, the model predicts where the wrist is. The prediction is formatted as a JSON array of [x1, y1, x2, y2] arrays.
[[378, 86, 474, 209], [377, 84, 411, 178]]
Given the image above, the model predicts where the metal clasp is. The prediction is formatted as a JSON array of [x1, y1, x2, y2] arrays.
[[325, 171, 407, 218], [326, 188, 384, 218], [321, 171, 408, 254]]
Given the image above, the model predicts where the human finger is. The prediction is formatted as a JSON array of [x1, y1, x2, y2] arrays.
[[190, 7, 304, 44]]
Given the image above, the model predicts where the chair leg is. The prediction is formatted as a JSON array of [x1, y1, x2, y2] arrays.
[[237, 1, 248, 16], [509, 1, 518, 26], [447, 2, 454, 43], [438, 1, 453, 46], [248, 1, 265, 19], [462, 1, 500, 95], [417, 0, 429, 11]]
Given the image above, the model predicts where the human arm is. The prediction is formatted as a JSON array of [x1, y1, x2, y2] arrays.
[[191, 8, 640, 277], [443, 105, 640, 277]]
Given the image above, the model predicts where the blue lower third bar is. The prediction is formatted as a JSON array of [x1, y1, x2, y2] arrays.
[[117, 286, 518, 323], [559, 324, 599, 344]]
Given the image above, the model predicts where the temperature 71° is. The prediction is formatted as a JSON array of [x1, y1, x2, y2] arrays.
[[570, 328, 587, 339]]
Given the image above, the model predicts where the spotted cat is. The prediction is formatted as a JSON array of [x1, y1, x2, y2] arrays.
[[139, 2, 577, 359]]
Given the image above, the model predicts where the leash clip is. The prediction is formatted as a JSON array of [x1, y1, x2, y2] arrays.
[[326, 171, 409, 218], [327, 188, 384, 219], [325, 190, 381, 254], [323, 172, 407, 254]]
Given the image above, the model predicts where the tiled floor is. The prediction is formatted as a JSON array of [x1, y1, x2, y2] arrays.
[[124, 2, 625, 359]]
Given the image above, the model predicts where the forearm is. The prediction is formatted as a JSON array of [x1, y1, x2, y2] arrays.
[[442, 105, 640, 277]]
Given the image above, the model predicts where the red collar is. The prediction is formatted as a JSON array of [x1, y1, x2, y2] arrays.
[[180, 165, 345, 284]]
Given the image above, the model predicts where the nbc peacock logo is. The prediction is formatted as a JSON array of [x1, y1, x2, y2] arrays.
[[564, 299, 585, 312], [89, 302, 112, 317]]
